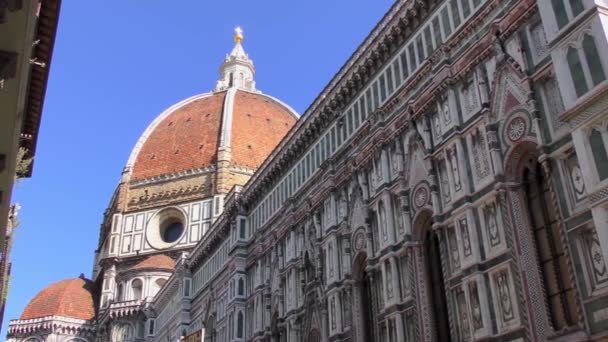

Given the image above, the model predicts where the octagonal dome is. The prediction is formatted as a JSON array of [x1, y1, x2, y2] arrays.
[[126, 89, 297, 181]]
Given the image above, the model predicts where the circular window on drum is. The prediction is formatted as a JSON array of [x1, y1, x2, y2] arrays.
[[162, 220, 184, 243], [146, 207, 187, 249]]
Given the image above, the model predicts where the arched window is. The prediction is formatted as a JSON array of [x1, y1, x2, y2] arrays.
[[524, 161, 579, 330], [156, 278, 167, 288], [237, 311, 244, 338], [238, 278, 245, 296], [239, 218, 246, 239], [132, 279, 143, 300], [117, 283, 124, 302], [590, 129, 608, 181], [582, 35, 606, 86], [567, 46, 588, 97]]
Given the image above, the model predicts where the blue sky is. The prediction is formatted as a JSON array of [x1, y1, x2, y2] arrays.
[[4, 0, 393, 335]]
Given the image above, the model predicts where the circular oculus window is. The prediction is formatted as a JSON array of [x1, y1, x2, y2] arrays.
[[146, 207, 186, 249], [162, 221, 184, 243]]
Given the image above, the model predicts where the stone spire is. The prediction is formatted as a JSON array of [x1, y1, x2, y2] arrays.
[[215, 27, 257, 92]]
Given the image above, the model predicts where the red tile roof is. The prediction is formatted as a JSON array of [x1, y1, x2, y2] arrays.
[[132, 254, 175, 271], [20, 278, 96, 320], [131, 92, 226, 180], [231, 91, 297, 168], [130, 90, 297, 181]]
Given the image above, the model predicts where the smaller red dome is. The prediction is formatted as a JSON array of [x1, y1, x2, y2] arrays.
[[132, 254, 175, 271], [20, 277, 96, 320]]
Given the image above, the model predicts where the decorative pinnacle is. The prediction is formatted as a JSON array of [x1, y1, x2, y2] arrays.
[[234, 26, 243, 43]]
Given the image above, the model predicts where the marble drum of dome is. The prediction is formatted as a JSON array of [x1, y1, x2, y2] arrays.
[[146, 207, 187, 249]]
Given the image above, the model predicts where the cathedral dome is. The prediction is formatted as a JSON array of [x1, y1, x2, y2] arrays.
[[125, 28, 298, 182], [127, 89, 297, 181], [20, 277, 96, 320]]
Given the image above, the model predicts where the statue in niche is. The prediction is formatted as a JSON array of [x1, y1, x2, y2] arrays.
[[313, 212, 321, 237], [434, 113, 442, 137], [415, 118, 431, 150], [451, 149, 461, 190], [392, 142, 404, 173], [338, 192, 347, 222], [441, 97, 451, 124], [357, 169, 369, 200]]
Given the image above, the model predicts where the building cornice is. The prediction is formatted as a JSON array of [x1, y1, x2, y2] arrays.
[[8, 315, 95, 336]]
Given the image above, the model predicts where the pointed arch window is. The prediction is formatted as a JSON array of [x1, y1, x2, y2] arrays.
[[238, 278, 245, 296], [590, 129, 608, 181], [583, 35, 606, 86], [551, 0, 585, 29], [117, 283, 124, 302], [567, 46, 589, 97], [237, 311, 244, 338], [567, 34, 606, 99]]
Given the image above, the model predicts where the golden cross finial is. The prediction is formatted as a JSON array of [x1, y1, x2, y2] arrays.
[[234, 27, 243, 43]]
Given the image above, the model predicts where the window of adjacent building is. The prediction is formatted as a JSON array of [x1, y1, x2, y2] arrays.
[[567, 34, 606, 99], [590, 129, 608, 181], [551, 0, 584, 29]]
